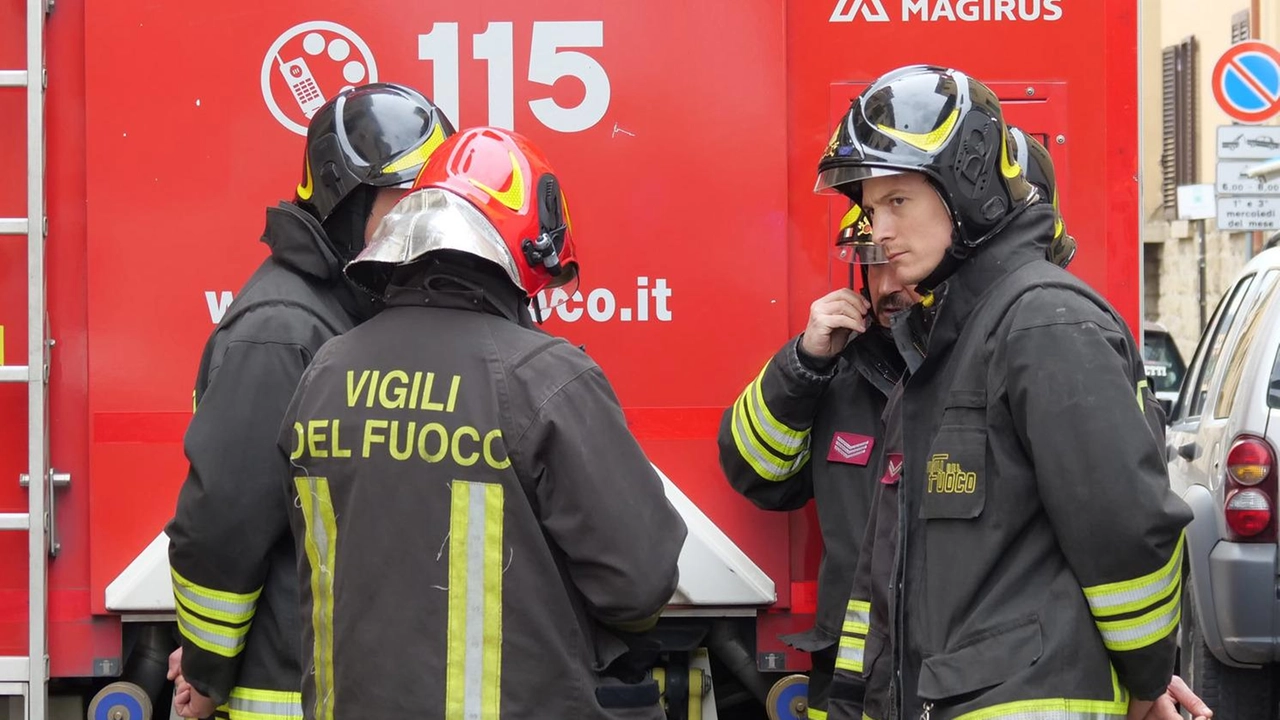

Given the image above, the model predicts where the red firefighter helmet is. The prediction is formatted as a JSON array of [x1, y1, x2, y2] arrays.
[[345, 127, 579, 300]]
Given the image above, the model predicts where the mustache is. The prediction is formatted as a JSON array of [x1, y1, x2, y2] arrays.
[[876, 291, 912, 318]]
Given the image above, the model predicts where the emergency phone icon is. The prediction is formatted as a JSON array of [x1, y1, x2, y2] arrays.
[[277, 56, 325, 118], [261, 21, 379, 135]]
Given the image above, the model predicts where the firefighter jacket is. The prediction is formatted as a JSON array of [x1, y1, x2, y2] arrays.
[[826, 379, 904, 720], [166, 202, 375, 718], [276, 267, 688, 720], [717, 327, 904, 717], [857, 205, 1193, 720]]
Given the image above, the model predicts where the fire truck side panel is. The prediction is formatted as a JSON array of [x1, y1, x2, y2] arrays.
[[0, 0, 1140, 681], [0, 0, 123, 676]]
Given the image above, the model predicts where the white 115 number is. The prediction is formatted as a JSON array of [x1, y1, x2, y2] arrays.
[[418, 21, 611, 133]]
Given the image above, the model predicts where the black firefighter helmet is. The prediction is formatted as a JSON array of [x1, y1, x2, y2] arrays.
[[294, 82, 456, 260], [1007, 126, 1077, 269], [815, 65, 1037, 289]]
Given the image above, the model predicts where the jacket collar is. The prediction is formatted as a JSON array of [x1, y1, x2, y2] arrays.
[[917, 203, 1057, 359], [260, 202, 380, 322]]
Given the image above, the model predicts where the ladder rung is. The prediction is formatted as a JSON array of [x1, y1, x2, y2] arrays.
[[0, 682, 25, 697], [0, 366, 28, 383], [0, 514, 29, 531], [0, 657, 28, 683], [0, 218, 28, 235], [0, 71, 27, 87]]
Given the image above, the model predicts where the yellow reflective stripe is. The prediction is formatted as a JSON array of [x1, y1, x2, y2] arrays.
[[863, 715, 877, 720], [296, 477, 337, 720], [730, 394, 810, 481], [845, 599, 870, 630], [175, 601, 248, 658], [170, 567, 260, 625], [1083, 532, 1184, 618], [954, 667, 1128, 720], [743, 363, 808, 454], [834, 635, 865, 673], [809, 710, 828, 720], [446, 481, 504, 720], [1136, 379, 1149, 409], [1096, 579, 1182, 652], [843, 620, 869, 636], [218, 687, 304, 720], [954, 701, 1126, 720]]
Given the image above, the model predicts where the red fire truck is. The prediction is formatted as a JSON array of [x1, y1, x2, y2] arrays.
[[0, 0, 1140, 717]]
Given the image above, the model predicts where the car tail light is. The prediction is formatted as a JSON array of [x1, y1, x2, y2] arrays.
[[1224, 435, 1277, 542], [1227, 437, 1272, 486], [1225, 489, 1272, 537]]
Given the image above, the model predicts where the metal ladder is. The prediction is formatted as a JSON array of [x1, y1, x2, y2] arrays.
[[0, 0, 52, 717]]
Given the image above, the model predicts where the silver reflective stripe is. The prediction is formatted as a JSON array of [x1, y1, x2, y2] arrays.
[[1083, 538, 1183, 617], [846, 606, 870, 629], [175, 609, 245, 655], [307, 486, 334, 720], [464, 481, 487, 720], [731, 395, 810, 480], [955, 710, 1125, 720], [172, 583, 255, 622], [227, 695, 304, 720], [1097, 594, 1181, 652], [837, 640, 863, 668], [744, 379, 807, 453]]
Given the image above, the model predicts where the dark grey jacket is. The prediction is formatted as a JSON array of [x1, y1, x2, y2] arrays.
[[167, 202, 374, 717], [278, 273, 687, 720], [878, 206, 1190, 720]]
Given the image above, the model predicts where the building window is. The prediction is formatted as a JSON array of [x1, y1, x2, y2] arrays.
[[1231, 9, 1251, 44], [1162, 36, 1198, 220], [1144, 243, 1162, 320]]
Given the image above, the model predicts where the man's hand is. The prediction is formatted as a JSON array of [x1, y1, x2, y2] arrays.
[[166, 647, 182, 683], [799, 289, 871, 359], [1127, 676, 1213, 720], [173, 678, 217, 719], [167, 646, 217, 719]]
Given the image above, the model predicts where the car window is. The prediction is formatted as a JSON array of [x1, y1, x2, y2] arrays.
[[1174, 286, 1233, 422], [1216, 269, 1280, 418], [1186, 274, 1256, 419], [1143, 332, 1187, 395]]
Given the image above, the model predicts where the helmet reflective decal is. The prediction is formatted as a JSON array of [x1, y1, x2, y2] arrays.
[[384, 121, 448, 176], [877, 108, 959, 153], [999, 127, 1023, 180], [468, 151, 526, 212], [297, 159, 315, 201]]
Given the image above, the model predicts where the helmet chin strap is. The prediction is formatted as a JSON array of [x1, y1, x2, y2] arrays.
[[912, 188, 1038, 295]]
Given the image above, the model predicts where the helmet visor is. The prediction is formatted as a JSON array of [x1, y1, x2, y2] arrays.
[[814, 165, 905, 195], [833, 240, 888, 265]]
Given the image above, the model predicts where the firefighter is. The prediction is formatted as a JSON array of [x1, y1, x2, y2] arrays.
[[826, 125, 1209, 720], [164, 83, 455, 719], [716, 203, 911, 720], [276, 126, 687, 720], [813, 65, 1194, 720]]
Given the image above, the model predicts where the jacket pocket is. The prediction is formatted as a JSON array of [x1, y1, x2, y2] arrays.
[[919, 425, 987, 520], [861, 628, 892, 720], [916, 615, 1043, 703]]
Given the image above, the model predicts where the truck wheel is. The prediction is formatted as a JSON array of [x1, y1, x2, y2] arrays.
[[1180, 587, 1276, 720], [86, 681, 152, 720], [764, 674, 809, 720]]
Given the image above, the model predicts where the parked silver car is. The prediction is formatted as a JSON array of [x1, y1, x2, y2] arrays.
[[1165, 247, 1280, 718]]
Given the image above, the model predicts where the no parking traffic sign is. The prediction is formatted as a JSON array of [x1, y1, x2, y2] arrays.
[[1213, 40, 1280, 124]]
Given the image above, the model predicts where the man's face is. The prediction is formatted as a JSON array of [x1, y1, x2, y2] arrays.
[[866, 261, 921, 328], [861, 172, 953, 286], [364, 188, 407, 246]]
